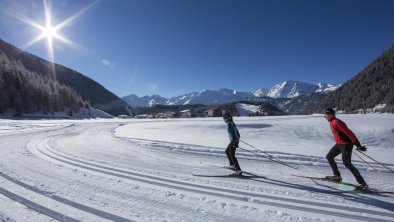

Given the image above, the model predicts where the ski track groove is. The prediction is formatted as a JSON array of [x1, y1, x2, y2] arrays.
[[23, 133, 236, 222], [0, 135, 135, 222], [1, 124, 233, 222], [0, 175, 134, 222], [0, 185, 80, 222], [30, 132, 394, 222]]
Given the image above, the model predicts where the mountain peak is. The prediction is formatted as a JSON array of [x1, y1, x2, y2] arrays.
[[253, 88, 270, 97], [122, 81, 340, 107], [266, 81, 339, 98], [122, 94, 168, 108]]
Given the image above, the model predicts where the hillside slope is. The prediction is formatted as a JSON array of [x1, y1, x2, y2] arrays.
[[0, 39, 130, 116], [317, 44, 394, 113]]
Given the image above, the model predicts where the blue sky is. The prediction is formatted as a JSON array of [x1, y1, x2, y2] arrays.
[[0, 0, 393, 98]]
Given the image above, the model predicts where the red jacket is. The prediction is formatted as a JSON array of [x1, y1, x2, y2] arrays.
[[329, 117, 358, 144]]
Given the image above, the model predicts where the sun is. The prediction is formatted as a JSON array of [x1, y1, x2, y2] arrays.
[[14, 0, 99, 74], [16, 0, 68, 65], [43, 25, 57, 41]]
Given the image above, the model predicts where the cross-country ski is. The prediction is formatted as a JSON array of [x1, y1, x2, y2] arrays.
[[192, 174, 260, 179]]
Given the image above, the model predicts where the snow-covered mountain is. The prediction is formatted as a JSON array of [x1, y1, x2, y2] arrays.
[[252, 88, 270, 97], [123, 89, 254, 107], [122, 94, 168, 108], [123, 81, 340, 108], [166, 89, 254, 105], [315, 82, 341, 93], [262, 81, 340, 98]]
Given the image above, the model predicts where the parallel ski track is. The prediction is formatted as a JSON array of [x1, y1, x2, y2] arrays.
[[32, 131, 394, 222], [0, 128, 135, 222], [0, 185, 80, 222], [0, 132, 82, 221], [0, 170, 134, 222]]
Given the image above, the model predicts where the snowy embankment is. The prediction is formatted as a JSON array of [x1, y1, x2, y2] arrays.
[[0, 114, 393, 222]]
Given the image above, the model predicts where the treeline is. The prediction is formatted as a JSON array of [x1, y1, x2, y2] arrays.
[[0, 39, 130, 116], [0, 53, 90, 115], [133, 104, 205, 116], [133, 101, 284, 117], [283, 93, 327, 115], [317, 44, 394, 113]]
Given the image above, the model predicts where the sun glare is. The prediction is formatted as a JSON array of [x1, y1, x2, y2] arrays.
[[44, 26, 56, 40], [14, 0, 100, 75]]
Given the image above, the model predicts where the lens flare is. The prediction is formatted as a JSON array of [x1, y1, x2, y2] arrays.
[[14, 0, 99, 76]]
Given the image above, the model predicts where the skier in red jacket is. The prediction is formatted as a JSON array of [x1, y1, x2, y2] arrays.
[[323, 108, 369, 191]]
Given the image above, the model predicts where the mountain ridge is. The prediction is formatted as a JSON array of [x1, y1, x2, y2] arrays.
[[317, 43, 394, 113], [123, 81, 339, 108], [0, 38, 131, 116]]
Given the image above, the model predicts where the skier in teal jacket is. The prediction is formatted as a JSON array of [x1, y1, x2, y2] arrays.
[[223, 112, 242, 176]]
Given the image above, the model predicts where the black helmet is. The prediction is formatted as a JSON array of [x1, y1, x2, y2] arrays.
[[223, 112, 232, 122], [323, 108, 335, 116]]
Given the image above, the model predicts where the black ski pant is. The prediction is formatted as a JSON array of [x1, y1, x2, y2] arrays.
[[225, 142, 241, 171], [326, 144, 366, 185]]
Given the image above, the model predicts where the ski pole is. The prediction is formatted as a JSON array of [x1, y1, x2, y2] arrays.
[[237, 147, 273, 161], [239, 147, 299, 170], [239, 140, 297, 169], [240, 140, 291, 166], [353, 151, 381, 172], [238, 147, 283, 165], [357, 151, 394, 173]]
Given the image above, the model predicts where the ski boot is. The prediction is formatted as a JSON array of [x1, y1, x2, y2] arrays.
[[225, 165, 237, 171], [325, 175, 342, 183], [354, 183, 369, 192], [230, 170, 242, 176]]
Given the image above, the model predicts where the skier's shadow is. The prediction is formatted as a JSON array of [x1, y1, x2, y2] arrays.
[[244, 172, 394, 213], [307, 179, 394, 212]]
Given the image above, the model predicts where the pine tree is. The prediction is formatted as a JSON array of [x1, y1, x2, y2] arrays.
[[0, 53, 91, 116], [317, 44, 394, 113]]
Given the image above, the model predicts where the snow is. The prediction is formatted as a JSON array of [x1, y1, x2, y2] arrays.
[[253, 88, 270, 97], [165, 88, 253, 106], [236, 103, 261, 116], [267, 81, 340, 98], [0, 114, 393, 221], [115, 114, 394, 164], [316, 83, 341, 93], [372, 104, 387, 112], [122, 94, 168, 107]]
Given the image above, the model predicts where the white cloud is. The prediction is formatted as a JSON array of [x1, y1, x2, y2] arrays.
[[101, 59, 115, 68]]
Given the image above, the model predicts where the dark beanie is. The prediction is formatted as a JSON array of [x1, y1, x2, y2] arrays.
[[323, 108, 335, 115]]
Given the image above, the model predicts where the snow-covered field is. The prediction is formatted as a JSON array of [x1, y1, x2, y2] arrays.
[[0, 114, 393, 221]]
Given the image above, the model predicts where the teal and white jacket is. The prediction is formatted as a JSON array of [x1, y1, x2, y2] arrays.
[[227, 121, 240, 142]]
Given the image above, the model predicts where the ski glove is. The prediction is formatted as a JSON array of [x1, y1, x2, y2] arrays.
[[354, 141, 367, 152], [356, 146, 367, 152], [232, 141, 239, 148]]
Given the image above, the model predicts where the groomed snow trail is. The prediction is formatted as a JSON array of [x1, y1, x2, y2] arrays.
[[0, 116, 393, 221]]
